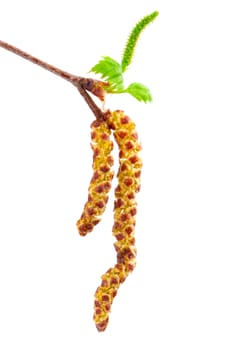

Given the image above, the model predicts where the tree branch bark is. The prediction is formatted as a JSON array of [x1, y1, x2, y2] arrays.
[[0, 39, 106, 119]]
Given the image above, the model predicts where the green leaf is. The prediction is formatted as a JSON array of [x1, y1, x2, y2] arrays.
[[121, 11, 159, 72], [125, 82, 153, 103], [89, 56, 124, 90]]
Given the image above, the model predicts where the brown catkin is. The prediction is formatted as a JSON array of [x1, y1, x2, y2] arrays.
[[93, 110, 142, 331], [77, 119, 114, 236]]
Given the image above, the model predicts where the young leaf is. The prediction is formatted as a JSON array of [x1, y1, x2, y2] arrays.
[[89, 56, 124, 90], [125, 82, 153, 103], [121, 11, 159, 72]]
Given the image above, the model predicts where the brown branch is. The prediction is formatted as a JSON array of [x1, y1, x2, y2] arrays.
[[75, 84, 104, 120], [0, 39, 106, 119]]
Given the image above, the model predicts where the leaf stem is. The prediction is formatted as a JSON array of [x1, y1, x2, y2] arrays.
[[0, 39, 104, 119]]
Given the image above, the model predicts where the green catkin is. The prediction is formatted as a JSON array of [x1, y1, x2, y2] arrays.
[[121, 11, 159, 72]]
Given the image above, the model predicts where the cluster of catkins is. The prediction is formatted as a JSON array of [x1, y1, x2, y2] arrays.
[[77, 109, 142, 332]]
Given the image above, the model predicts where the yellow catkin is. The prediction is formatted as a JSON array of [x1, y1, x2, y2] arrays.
[[93, 110, 142, 331], [77, 119, 114, 236]]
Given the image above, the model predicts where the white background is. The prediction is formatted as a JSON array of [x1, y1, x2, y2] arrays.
[[0, 0, 233, 349]]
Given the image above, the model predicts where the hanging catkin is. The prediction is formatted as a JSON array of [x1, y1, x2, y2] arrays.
[[77, 119, 114, 236], [93, 110, 142, 331]]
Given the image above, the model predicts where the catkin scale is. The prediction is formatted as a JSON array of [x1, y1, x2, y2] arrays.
[[77, 119, 114, 236], [93, 110, 142, 331]]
